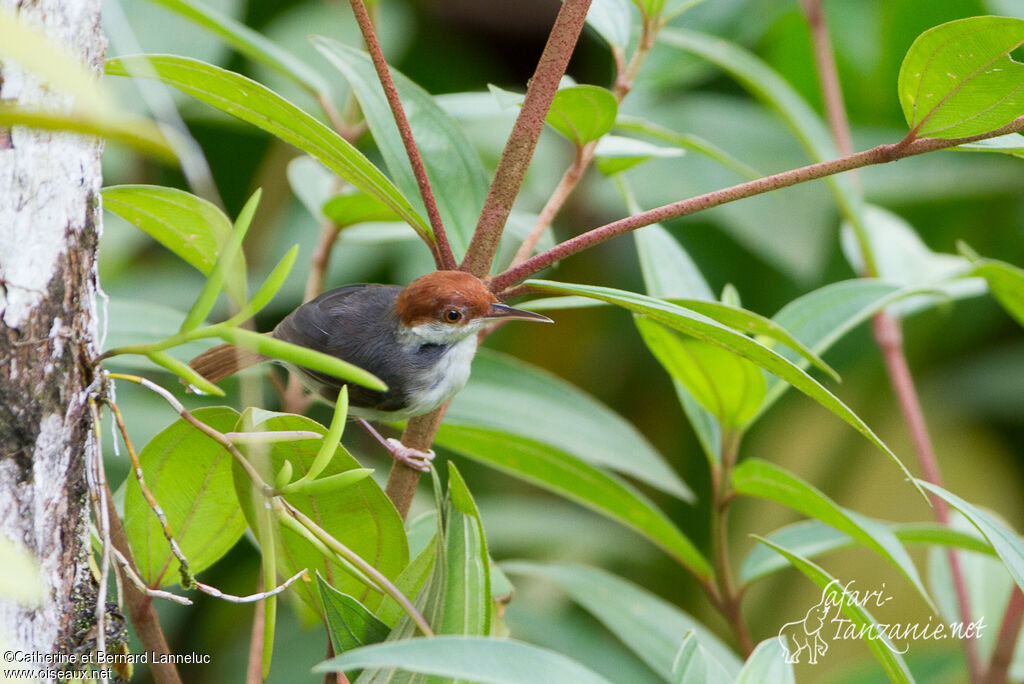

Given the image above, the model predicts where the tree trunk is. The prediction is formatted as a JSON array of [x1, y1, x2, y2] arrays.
[[0, 0, 105, 669]]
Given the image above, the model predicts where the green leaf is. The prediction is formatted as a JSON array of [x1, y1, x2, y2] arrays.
[[970, 258, 1024, 327], [733, 459, 933, 609], [583, 0, 633, 50], [594, 135, 685, 176], [124, 406, 246, 587], [317, 636, 614, 683], [664, 299, 837, 381], [101, 185, 246, 305], [224, 245, 299, 327], [145, 0, 329, 95], [526, 279, 919, 493], [615, 116, 763, 181], [741, 519, 994, 585], [917, 480, 1024, 594], [0, 105, 177, 162], [146, 350, 224, 396], [431, 424, 711, 579], [659, 28, 863, 247], [898, 16, 1024, 138], [318, 574, 390, 654], [754, 538, 916, 684], [231, 410, 408, 612], [955, 132, 1024, 157], [631, 210, 720, 464], [215, 327, 387, 392], [180, 188, 259, 332], [105, 55, 432, 242], [671, 632, 733, 684], [374, 533, 436, 628], [313, 38, 489, 258], [322, 192, 400, 228], [444, 349, 692, 500], [636, 319, 765, 429], [545, 85, 618, 146], [504, 562, 742, 680], [764, 278, 956, 413], [287, 468, 374, 496], [735, 638, 794, 684], [440, 464, 491, 636]]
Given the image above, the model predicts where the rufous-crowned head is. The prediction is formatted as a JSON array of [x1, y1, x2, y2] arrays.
[[395, 271, 551, 344]]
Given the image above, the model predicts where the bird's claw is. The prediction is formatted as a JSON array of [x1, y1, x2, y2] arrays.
[[385, 438, 435, 472]]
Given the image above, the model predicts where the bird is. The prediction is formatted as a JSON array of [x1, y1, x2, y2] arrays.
[[188, 270, 552, 471]]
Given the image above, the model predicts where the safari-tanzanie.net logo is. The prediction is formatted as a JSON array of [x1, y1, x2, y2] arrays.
[[777, 579, 986, 664]]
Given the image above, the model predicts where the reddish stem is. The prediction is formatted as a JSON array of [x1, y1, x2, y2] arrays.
[[489, 115, 1024, 292], [347, 0, 455, 269], [460, 0, 594, 277], [984, 589, 1024, 684]]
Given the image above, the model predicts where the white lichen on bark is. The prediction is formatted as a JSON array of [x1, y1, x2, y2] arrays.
[[0, 0, 105, 666]]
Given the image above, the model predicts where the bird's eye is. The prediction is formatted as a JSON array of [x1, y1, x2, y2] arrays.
[[444, 309, 462, 323]]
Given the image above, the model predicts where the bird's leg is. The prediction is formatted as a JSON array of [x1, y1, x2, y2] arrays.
[[356, 418, 435, 472]]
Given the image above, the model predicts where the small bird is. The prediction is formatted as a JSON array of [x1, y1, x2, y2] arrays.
[[189, 270, 552, 470]]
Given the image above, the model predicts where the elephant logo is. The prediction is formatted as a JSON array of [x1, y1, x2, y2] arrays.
[[778, 589, 835, 664]]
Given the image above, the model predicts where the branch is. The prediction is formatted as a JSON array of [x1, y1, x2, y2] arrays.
[[490, 116, 1024, 293], [347, 0, 455, 269], [384, 404, 448, 520], [103, 482, 183, 684], [461, 0, 594, 276], [984, 588, 1024, 684]]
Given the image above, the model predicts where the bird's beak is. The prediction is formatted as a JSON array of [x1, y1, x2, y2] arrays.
[[486, 302, 553, 323]]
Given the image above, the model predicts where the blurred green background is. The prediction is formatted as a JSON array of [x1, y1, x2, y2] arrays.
[[97, 0, 1024, 681]]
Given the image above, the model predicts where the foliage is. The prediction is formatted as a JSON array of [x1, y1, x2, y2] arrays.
[[7, 0, 1024, 681]]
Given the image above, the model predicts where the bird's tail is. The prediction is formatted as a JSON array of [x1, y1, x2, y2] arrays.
[[188, 343, 267, 383]]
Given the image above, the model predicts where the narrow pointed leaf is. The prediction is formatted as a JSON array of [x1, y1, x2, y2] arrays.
[[318, 574, 390, 654], [636, 319, 765, 429], [101, 185, 246, 305], [322, 192, 400, 228], [105, 55, 432, 242], [317, 636, 614, 683], [741, 519, 994, 584], [733, 459, 932, 609], [432, 424, 711, 579], [215, 327, 386, 392], [917, 480, 1024, 594], [225, 245, 298, 327], [526, 279, 920, 494], [754, 537, 916, 684], [445, 349, 692, 500], [180, 188, 260, 332], [313, 38, 489, 257], [504, 562, 741, 679], [145, 0, 329, 95], [441, 464, 491, 636], [735, 638, 794, 684], [671, 632, 733, 684], [146, 350, 224, 396]]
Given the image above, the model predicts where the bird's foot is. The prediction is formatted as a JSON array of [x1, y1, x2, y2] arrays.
[[385, 438, 435, 472]]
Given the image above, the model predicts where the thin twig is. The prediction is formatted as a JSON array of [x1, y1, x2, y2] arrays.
[[346, 0, 455, 269], [508, 15, 659, 270], [87, 399, 111, 660], [461, 0, 594, 276], [710, 431, 753, 656], [103, 482, 184, 684], [799, 4, 984, 677], [107, 372, 272, 493], [278, 500, 434, 636], [194, 569, 307, 604], [490, 115, 1024, 293], [384, 403, 448, 520], [107, 399, 195, 589], [110, 548, 192, 606]]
